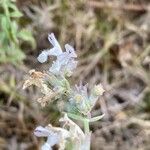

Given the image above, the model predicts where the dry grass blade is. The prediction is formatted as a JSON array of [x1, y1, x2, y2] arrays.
[[88, 1, 150, 11]]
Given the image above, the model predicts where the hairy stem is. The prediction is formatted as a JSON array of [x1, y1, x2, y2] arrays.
[[83, 119, 90, 133], [83, 118, 90, 150]]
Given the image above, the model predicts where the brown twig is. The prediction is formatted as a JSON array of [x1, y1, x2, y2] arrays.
[[88, 1, 150, 11]]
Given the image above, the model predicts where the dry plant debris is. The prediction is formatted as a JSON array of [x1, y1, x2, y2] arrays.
[[0, 0, 150, 149]]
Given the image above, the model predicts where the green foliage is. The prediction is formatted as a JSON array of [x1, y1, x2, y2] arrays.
[[0, 0, 35, 64]]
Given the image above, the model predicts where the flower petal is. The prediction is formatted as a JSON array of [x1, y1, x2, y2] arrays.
[[37, 33, 78, 77], [65, 44, 77, 58], [38, 33, 62, 63], [59, 113, 85, 140], [48, 33, 62, 54], [37, 51, 48, 63], [41, 143, 52, 150], [46, 133, 60, 147], [46, 47, 62, 56], [49, 61, 61, 74], [34, 126, 52, 137]]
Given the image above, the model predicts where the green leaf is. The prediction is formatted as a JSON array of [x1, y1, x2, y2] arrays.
[[68, 113, 105, 123], [17, 29, 36, 49], [68, 113, 89, 122], [1, 16, 10, 38], [89, 114, 105, 122], [10, 21, 18, 43], [8, 2, 20, 13], [9, 47, 26, 63], [10, 11, 22, 18], [0, 32, 6, 44]]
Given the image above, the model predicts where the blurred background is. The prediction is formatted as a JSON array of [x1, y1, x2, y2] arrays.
[[0, 0, 150, 149]]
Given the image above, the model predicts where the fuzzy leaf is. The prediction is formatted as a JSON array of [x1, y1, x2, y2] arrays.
[[89, 114, 105, 122], [68, 113, 104, 123], [67, 113, 89, 122]]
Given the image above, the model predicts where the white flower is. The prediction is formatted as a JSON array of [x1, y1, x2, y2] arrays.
[[59, 113, 85, 140], [65, 44, 77, 58], [41, 143, 52, 150], [47, 33, 62, 54], [59, 113, 92, 150], [37, 33, 62, 63], [37, 51, 48, 63], [49, 60, 61, 74], [49, 44, 77, 76], [34, 125, 70, 150], [37, 33, 77, 77], [34, 126, 53, 137], [34, 126, 58, 150]]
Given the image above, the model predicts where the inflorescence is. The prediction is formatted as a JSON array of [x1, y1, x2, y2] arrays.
[[23, 33, 105, 150]]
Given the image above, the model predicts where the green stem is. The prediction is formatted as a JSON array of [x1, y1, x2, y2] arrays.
[[83, 119, 90, 133], [83, 118, 90, 150], [67, 113, 91, 149]]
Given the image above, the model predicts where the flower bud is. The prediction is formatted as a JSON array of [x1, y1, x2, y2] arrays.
[[74, 94, 83, 103], [92, 84, 105, 96]]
